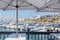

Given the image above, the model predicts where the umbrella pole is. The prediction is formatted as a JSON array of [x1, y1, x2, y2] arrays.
[[16, 6, 18, 38], [16, 0, 19, 38]]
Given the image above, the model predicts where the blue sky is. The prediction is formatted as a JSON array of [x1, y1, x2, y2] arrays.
[[0, 10, 59, 19]]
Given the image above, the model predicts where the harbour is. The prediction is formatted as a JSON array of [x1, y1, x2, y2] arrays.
[[0, 0, 60, 40]]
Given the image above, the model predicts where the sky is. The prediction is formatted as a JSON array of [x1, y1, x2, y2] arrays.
[[0, 10, 59, 19]]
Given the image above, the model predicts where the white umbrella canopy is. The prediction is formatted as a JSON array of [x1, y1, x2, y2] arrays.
[[37, 0, 60, 12], [0, 0, 60, 11], [0, 0, 56, 10]]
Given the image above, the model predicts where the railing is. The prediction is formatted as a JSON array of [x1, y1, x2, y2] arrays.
[[0, 29, 60, 40]]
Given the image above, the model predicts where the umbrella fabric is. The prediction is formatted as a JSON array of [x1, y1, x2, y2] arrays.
[[0, 0, 59, 12], [0, 0, 47, 10]]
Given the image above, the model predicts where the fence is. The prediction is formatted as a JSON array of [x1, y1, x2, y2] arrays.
[[0, 28, 60, 40]]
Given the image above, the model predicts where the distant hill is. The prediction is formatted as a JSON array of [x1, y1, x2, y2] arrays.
[[19, 13, 60, 24]]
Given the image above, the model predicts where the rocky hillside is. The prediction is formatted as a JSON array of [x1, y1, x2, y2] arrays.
[[19, 14, 60, 24]]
